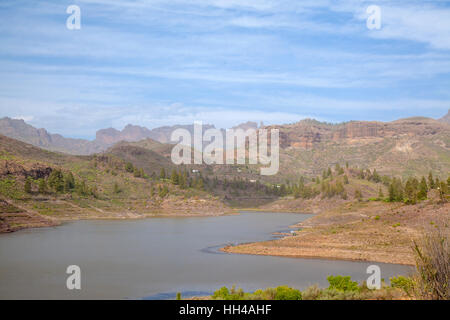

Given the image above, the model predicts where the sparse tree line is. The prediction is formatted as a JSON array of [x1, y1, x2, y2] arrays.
[[156, 168, 291, 198], [20, 158, 450, 204], [386, 172, 449, 204], [24, 169, 98, 198], [281, 162, 450, 203]]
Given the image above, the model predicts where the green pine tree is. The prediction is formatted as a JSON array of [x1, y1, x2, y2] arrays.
[[38, 178, 47, 194], [343, 175, 349, 184], [378, 187, 384, 199], [428, 171, 435, 189], [171, 169, 179, 185], [404, 179, 417, 204], [48, 170, 64, 193], [64, 172, 75, 192], [388, 182, 395, 202], [113, 182, 120, 194], [24, 177, 32, 194], [355, 189, 362, 201], [417, 177, 428, 200]]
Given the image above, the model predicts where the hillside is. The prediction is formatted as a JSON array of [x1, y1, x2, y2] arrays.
[[1, 132, 449, 267], [269, 117, 450, 180], [106, 115, 450, 182], [1, 113, 448, 180], [0, 135, 231, 232], [439, 109, 450, 124], [0, 117, 216, 155], [223, 165, 450, 265], [0, 117, 104, 155]]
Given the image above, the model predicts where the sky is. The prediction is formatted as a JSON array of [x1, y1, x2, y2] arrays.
[[0, 0, 449, 139]]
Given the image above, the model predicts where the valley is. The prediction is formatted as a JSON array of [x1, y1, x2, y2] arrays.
[[0, 112, 449, 267]]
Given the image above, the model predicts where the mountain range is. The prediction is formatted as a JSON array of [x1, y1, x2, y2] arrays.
[[0, 117, 260, 155], [0, 110, 449, 233], [0, 111, 449, 179]]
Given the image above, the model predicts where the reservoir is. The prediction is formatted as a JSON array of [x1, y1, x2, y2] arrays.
[[0, 211, 412, 299]]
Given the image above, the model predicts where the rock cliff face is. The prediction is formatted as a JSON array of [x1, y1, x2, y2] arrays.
[[0, 117, 216, 155], [0, 117, 104, 155], [95, 124, 154, 145], [1, 111, 448, 156], [0, 160, 52, 179], [273, 117, 449, 149]]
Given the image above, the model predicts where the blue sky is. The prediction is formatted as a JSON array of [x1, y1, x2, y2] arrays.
[[0, 0, 449, 139]]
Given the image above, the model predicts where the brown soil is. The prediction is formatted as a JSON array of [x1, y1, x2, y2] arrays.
[[223, 198, 450, 266], [0, 200, 58, 233]]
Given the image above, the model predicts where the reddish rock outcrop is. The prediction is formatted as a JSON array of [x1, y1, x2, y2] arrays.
[[0, 160, 52, 179]]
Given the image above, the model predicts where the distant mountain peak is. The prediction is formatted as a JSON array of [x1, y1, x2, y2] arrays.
[[438, 109, 450, 124], [232, 121, 258, 131], [0, 117, 104, 155]]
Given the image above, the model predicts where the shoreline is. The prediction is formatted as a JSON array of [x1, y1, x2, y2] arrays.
[[218, 208, 417, 266], [220, 208, 417, 266], [0, 202, 238, 233], [220, 243, 416, 266], [1, 202, 311, 234], [220, 200, 450, 266]]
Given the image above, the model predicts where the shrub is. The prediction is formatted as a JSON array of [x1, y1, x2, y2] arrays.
[[327, 275, 359, 292], [38, 178, 47, 194], [113, 182, 121, 194], [125, 162, 134, 173], [212, 285, 301, 300], [320, 288, 361, 300], [302, 285, 322, 300], [390, 275, 415, 297], [212, 286, 230, 300], [274, 286, 302, 300], [0, 178, 23, 199], [24, 178, 32, 194], [412, 223, 449, 300]]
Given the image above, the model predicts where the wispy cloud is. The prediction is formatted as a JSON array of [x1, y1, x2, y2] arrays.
[[0, 0, 449, 138]]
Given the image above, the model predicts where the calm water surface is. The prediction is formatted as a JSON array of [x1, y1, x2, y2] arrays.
[[0, 211, 412, 299]]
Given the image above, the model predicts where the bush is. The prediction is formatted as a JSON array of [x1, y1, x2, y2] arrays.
[[320, 288, 362, 300], [212, 285, 301, 300], [413, 223, 449, 300], [212, 286, 230, 300], [390, 275, 415, 297], [38, 178, 47, 194], [302, 285, 322, 300], [327, 275, 359, 292], [274, 286, 302, 300], [24, 178, 32, 194], [125, 162, 134, 173]]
